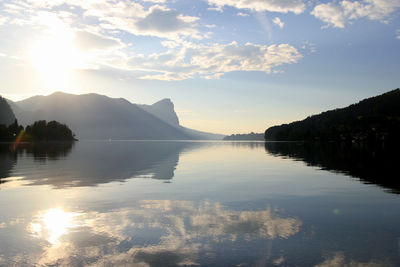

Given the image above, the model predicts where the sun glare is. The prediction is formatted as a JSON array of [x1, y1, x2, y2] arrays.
[[29, 208, 78, 244], [29, 14, 79, 90]]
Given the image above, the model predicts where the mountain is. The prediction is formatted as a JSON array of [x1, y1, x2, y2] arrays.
[[139, 98, 180, 127], [265, 89, 400, 142], [180, 127, 224, 140], [0, 96, 16, 126], [223, 132, 264, 140], [9, 92, 222, 140], [139, 98, 224, 140]]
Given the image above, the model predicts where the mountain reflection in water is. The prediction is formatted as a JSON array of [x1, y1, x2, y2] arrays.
[[265, 142, 400, 194], [1, 141, 400, 194], [0, 141, 195, 188]]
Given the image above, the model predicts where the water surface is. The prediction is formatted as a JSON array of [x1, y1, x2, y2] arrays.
[[0, 141, 399, 266]]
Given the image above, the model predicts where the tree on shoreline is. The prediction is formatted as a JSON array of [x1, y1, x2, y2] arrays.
[[25, 120, 77, 141], [0, 120, 77, 142]]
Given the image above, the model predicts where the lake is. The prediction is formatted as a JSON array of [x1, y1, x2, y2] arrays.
[[0, 141, 399, 266]]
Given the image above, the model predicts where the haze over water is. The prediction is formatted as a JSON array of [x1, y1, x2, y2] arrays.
[[0, 141, 399, 266]]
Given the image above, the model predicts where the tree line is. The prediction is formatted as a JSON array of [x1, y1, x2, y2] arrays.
[[0, 119, 77, 142], [223, 132, 264, 140]]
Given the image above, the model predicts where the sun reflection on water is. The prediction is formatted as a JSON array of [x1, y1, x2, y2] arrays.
[[29, 208, 78, 244]]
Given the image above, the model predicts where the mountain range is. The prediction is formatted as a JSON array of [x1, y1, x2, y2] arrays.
[[7, 92, 223, 140]]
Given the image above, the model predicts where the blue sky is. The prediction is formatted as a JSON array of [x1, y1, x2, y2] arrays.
[[0, 0, 399, 134]]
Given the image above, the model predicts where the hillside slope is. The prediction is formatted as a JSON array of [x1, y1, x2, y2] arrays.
[[265, 89, 400, 142]]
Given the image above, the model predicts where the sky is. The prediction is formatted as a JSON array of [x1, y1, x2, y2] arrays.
[[0, 0, 399, 135]]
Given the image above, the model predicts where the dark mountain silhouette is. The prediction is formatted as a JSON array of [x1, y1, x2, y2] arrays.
[[265, 142, 400, 194], [9, 92, 221, 140], [0, 96, 16, 126], [0, 98, 21, 141], [265, 89, 400, 142]]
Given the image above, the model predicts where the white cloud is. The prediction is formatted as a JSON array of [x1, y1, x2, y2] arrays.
[[273, 17, 284, 28], [397, 29, 400, 39], [129, 41, 303, 80], [207, 0, 306, 14], [80, 2, 203, 41], [2, 0, 202, 41], [237, 12, 249, 17], [311, 3, 346, 28], [312, 0, 400, 28]]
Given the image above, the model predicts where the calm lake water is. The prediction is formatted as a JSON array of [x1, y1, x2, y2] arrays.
[[0, 141, 399, 266]]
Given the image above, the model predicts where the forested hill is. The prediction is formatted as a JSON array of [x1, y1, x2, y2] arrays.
[[223, 132, 264, 140], [0, 96, 16, 126], [265, 89, 400, 142]]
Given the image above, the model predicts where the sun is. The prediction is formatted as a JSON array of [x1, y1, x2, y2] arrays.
[[29, 20, 79, 90]]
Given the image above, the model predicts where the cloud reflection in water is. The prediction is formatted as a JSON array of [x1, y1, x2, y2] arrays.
[[19, 200, 302, 266], [29, 208, 80, 245]]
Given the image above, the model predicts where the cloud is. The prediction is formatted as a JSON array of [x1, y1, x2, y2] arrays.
[[0, 0, 303, 81], [130, 41, 303, 80], [312, 0, 400, 28], [207, 0, 306, 14], [273, 17, 285, 28], [81, 2, 202, 41], [2, 0, 202, 41], [301, 41, 317, 54], [133, 5, 200, 39], [311, 3, 347, 28], [397, 29, 400, 39], [74, 31, 122, 52], [191, 42, 302, 75], [141, 0, 167, 2]]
